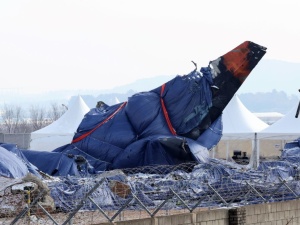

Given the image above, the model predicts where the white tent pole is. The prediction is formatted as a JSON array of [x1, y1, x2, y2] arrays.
[[255, 139, 260, 169], [252, 132, 259, 169], [226, 140, 229, 161]]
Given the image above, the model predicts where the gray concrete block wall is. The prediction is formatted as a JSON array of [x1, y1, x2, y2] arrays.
[[96, 199, 300, 225], [98, 209, 229, 225], [195, 209, 228, 225], [244, 200, 300, 225], [0, 133, 30, 149]]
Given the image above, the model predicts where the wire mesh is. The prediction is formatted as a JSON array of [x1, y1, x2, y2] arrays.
[[1, 160, 300, 224]]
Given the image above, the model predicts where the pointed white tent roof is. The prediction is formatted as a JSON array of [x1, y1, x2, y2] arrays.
[[30, 96, 90, 151], [115, 97, 120, 104], [258, 103, 300, 140], [221, 95, 269, 140]]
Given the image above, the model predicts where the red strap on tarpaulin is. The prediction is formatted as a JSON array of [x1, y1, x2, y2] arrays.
[[72, 101, 127, 143], [160, 83, 176, 135]]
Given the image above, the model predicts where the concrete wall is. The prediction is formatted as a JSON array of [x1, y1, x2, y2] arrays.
[[214, 139, 294, 160], [243, 200, 300, 225], [96, 199, 300, 225], [0, 133, 30, 149], [97, 209, 229, 225], [214, 140, 253, 160]]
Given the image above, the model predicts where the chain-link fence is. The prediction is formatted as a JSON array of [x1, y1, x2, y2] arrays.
[[1, 160, 300, 225]]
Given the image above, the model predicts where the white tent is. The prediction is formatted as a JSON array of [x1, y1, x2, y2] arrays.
[[30, 96, 90, 151], [221, 95, 269, 140], [253, 112, 284, 125], [115, 97, 120, 104], [258, 103, 300, 140], [218, 95, 269, 167]]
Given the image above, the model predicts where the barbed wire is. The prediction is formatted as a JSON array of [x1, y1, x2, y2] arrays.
[[1, 159, 300, 225]]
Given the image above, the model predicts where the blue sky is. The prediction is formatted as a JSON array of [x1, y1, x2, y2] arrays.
[[1, 0, 300, 93]]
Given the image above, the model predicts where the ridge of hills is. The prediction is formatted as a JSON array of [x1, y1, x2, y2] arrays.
[[0, 59, 299, 114]]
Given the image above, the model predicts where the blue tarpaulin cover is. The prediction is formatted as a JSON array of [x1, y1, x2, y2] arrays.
[[0, 41, 268, 177], [52, 68, 221, 171], [0, 145, 29, 178]]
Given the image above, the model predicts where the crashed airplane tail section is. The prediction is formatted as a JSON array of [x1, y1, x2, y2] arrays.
[[183, 41, 267, 139], [25, 41, 267, 175]]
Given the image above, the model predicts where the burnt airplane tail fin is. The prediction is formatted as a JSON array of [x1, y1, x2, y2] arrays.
[[210, 41, 267, 86], [208, 41, 267, 113], [189, 41, 267, 138], [222, 41, 267, 83]]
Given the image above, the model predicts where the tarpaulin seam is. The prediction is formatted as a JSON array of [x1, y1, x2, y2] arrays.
[[160, 83, 177, 135], [72, 102, 128, 143]]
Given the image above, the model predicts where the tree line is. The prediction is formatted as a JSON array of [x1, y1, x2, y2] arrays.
[[0, 103, 67, 134], [239, 90, 299, 114]]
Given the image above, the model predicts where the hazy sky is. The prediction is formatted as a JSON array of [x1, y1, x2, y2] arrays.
[[1, 0, 300, 93]]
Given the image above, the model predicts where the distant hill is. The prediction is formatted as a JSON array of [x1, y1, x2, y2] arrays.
[[1, 59, 300, 115], [237, 59, 300, 96], [238, 91, 299, 114], [106, 75, 174, 93], [98, 59, 300, 96], [77, 89, 299, 115]]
